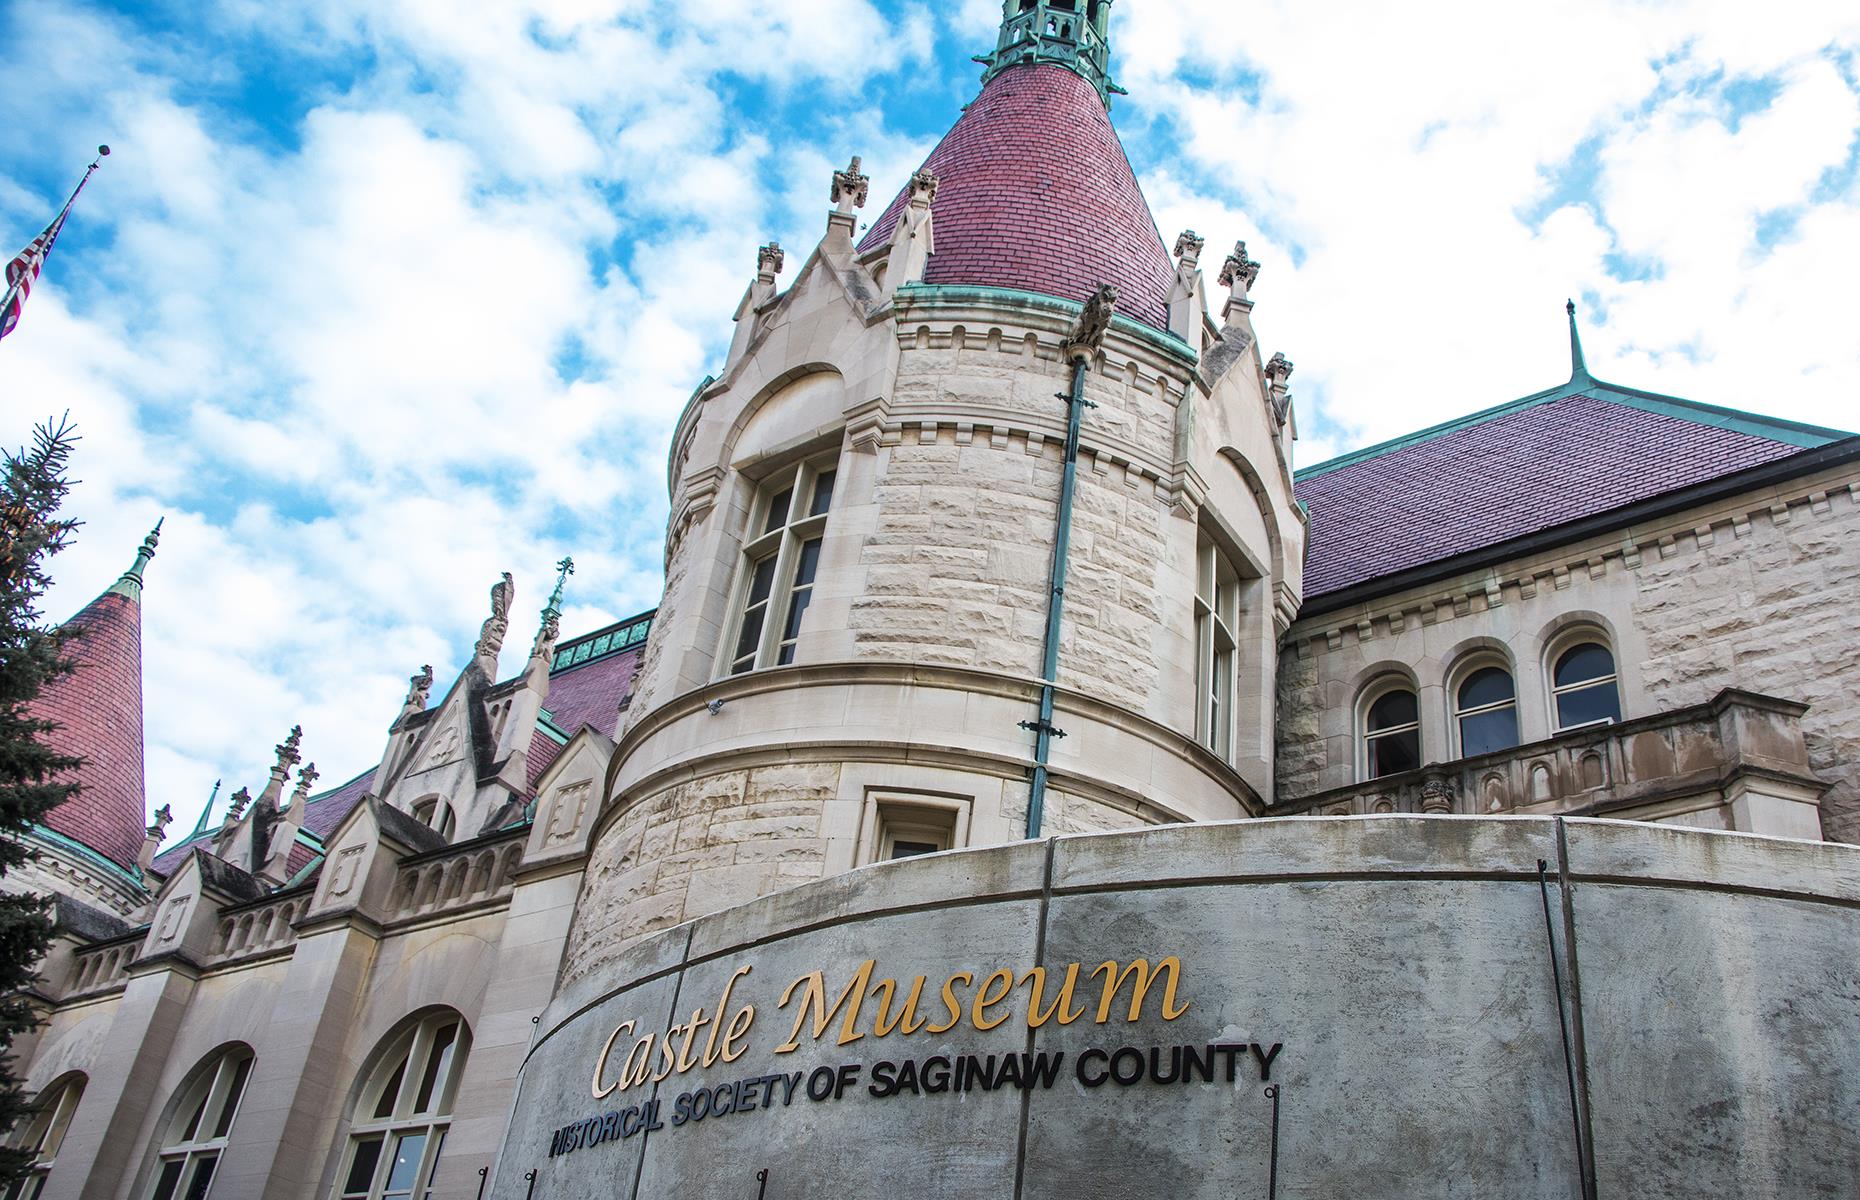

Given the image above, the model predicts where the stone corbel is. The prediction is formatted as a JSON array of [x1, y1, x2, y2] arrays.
[[1166, 463, 1208, 520], [845, 395, 891, 453]]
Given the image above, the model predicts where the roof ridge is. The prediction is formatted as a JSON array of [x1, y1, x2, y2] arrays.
[[1298, 375, 1850, 480]]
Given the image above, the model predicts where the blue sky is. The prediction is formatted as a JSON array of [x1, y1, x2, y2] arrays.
[[2, 0, 1857, 835]]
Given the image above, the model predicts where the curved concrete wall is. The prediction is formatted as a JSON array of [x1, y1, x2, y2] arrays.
[[494, 817, 1860, 1198]]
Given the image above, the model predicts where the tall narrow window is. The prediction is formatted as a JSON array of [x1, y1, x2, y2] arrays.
[[149, 1048, 253, 1200], [3, 1076, 85, 1200], [1363, 688, 1421, 779], [1552, 642, 1621, 731], [726, 459, 836, 675], [1456, 667, 1520, 757], [409, 798, 456, 841], [335, 1013, 470, 1200], [1193, 535, 1240, 761]]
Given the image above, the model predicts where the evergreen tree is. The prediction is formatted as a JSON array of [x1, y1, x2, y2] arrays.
[[0, 418, 80, 1180]]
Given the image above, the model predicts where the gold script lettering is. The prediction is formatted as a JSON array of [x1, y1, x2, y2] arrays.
[[775, 959, 875, 1053], [1091, 956, 1190, 1023], [591, 1019, 636, 1099]]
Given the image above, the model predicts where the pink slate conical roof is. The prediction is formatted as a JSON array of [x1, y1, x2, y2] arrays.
[[35, 541, 155, 869], [859, 63, 1175, 333]]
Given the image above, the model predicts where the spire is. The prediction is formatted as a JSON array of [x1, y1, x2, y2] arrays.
[[1567, 299, 1591, 385], [33, 529, 155, 868], [105, 518, 162, 601], [190, 779, 222, 838], [977, 0, 1123, 106], [531, 556, 573, 661]]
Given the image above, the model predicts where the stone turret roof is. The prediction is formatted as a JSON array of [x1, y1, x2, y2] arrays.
[[1295, 380, 1853, 609], [35, 587, 149, 869], [858, 63, 1175, 334]]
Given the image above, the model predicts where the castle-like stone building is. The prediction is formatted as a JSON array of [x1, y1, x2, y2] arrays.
[[8, 5, 1859, 1198]]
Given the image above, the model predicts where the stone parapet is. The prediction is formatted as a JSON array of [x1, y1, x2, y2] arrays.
[[1273, 688, 1827, 838]]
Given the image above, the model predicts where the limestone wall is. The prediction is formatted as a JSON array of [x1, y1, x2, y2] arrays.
[[1277, 461, 1860, 841], [496, 817, 1860, 1199]]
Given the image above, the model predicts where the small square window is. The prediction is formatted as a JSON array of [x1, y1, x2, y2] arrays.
[[861, 793, 970, 866]]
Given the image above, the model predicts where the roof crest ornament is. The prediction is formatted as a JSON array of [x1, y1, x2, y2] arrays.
[[1219, 240, 1261, 321], [190, 779, 222, 838], [105, 516, 164, 601], [533, 556, 574, 661], [401, 664, 434, 723], [1567, 299, 1592, 385], [977, 0, 1124, 107]]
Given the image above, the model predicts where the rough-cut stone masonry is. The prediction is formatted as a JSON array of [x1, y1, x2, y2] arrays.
[[561, 764, 837, 987], [1632, 494, 1860, 842], [854, 434, 1166, 712]]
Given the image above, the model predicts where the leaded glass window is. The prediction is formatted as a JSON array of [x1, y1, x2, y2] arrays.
[[333, 1013, 469, 1200]]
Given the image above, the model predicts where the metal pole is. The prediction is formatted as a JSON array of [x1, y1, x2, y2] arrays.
[[523, 1168, 537, 1199], [475, 1166, 488, 1200], [1264, 1084, 1281, 1199], [1024, 353, 1089, 838], [756, 1168, 770, 1197], [1538, 860, 1591, 1198]]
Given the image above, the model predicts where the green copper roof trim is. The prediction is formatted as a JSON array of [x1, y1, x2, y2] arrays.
[[535, 713, 571, 745], [551, 609, 654, 673], [1297, 376, 1850, 482], [1567, 300, 1590, 384], [976, 0, 1124, 107], [895, 283, 1196, 364], [104, 518, 162, 602], [29, 824, 148, 890]]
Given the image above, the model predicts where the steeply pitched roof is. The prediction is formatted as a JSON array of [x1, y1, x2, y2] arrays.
[[36, 588, 149, 869], [858, 62, 1175, 333], [1295, 378, 1852, 609]]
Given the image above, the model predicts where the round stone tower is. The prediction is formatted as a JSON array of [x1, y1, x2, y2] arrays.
[[562, 2, 1306, 987]]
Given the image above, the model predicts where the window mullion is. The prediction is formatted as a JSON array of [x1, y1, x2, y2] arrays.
[[758, 533, 798, 669], [395, 1028, 436, 1122]]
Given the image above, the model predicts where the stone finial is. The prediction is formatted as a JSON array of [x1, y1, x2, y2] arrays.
[[908, 169, 939, 207], [474, 572, 515, 665], [1174, 230, 1205, 265], [831, 155, 869, 213], [291, 762, 319, 804], [227, 787, 251, 820], [147, 804, 172, 839], [106, 517, 164, 602], [532, 557, 574, 662], [137, 804, 173, 873], [1219, 241, 1261, 296], [1265, 351, 1294, 387], [1067, 284, 1119, 355], [273, 725, 304, 775], [757, 242, 785, 280]]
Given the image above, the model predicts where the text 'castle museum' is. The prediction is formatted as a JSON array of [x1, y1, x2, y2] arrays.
[[9, 4, 1860, 1198]]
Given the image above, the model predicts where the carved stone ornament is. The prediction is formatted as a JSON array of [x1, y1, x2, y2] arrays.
[[147, 804, 173, 838], [273, 724, 303, 774], [1068, 284, 1119, 352], [406, 664, 434, 710], [1266, 351, 1295, 386], [1420, 772, 1455, 814], [1174, 230, 1205, 263], [1219, 241, 1261, 292], [292, 761, 320, 801], [227, 787, 252, 819], [908, 169, 939, 206], [757, 241, 785, 277], [475, 572, 515, 661], [831, 155, 869, 211]]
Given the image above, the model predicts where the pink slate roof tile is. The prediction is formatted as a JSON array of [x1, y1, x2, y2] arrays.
[[35, 590, 148, 868], [859, 63, 1175, 333], [1295, 390, 1835, 603]]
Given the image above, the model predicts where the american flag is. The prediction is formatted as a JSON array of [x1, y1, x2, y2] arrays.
[[0, 146, 108, 344]]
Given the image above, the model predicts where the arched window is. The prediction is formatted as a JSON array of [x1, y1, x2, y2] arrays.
[[1363, 687, 1420, 779], [3, 1075, 84, 1199], [334, 1013, 470, 1200], [409, 798, 456, 841], [1552, 642, 1622, 731], [1193, 534, 1241, 761], [1456, 667, 1519, 757], [148, 1047, 253, 1200], [724, 457, 836, 675]]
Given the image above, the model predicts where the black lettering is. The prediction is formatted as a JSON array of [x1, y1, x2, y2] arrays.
[[645, 1098, 664, 1131], [997, 1053, 1025, 1089], [869, 1060, 897, 1098], [690, 1087, 712, 1121], [922, 1056, 952, 1094], [1149, 1045, 1182, 1085], [1025, 1051, 1065, 1089], [1078, 1048, 1110, 1088], [779, 1071, 802, 1105], [1109, 1046, 1144, 1086], [620, 1106, 642, 1138], [671, 1092, 693, 1127], [1252, 1042, 1283, 1081], [712, 1082, 735, 1117], [807, 1066, 837, 1101], [1215, 1044, 1244, 1082], [894, 1057, 921, 1097], [549, 1129, 561, 1158], [835, 1062, 863, 1099], [740, 1077, 763, 1110], [1183, 1044, 1214, 1084]]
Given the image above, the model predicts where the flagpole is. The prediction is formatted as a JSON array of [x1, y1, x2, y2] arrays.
[[0, 145, 108, 342]]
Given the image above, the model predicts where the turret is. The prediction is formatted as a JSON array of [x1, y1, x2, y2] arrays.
[[977, 0, 1122, 106]]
